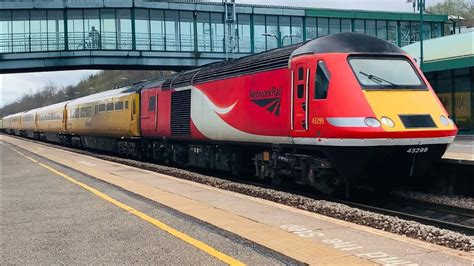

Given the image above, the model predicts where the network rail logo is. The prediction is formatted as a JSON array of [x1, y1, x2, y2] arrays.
[[250, 87, 282, 117]]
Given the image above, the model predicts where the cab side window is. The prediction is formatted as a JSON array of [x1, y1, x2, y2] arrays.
[[298, 67, 304, 80], [315, 61, 331, 99], [149, 96, 156, 112], [297, 67, 305, 98]]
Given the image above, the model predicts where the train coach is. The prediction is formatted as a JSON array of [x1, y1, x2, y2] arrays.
[[2, 33, 458, 194], [20, 108, 38, 138], [65, 87, 140, 154], [36, 101, 69, 143], [2, 112, 22, 135]]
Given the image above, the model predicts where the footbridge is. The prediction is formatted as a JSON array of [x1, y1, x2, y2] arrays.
[[0, 0, 449, 73]]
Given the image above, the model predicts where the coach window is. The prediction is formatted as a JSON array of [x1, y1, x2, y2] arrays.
[[80, 107, 87, 117], [95, 105, 99, 115], [75, 108, 80, 118], [315, 61, 331, 99], [99, 104, 106, 112], [86, 106, 92, 117], [106, 102, 114, 111], [125, 101, 129, 109], [149, 96, 156, 111], [115, 101, 124, 110]]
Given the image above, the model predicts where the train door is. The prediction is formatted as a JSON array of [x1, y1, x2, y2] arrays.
[[141, 90, 158, 134], [63, 106, 68, 133], [292, 62, 309, 132]]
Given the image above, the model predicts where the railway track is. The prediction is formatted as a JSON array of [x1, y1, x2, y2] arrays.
[[263, 183, 474, 236], [336, 198, 474, 236], [201, 174, 474, 236], [3, 133, 474, 237]]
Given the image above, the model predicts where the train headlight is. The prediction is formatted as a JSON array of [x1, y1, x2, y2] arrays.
[[364, 117, 381, 128], [440, 115, 450, 126], [380, 117, 395, 128], [448, 117, 454, 125]]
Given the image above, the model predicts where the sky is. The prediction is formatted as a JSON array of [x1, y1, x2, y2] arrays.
[[0, 70, 100, 107], [0, 0, 446, 107]]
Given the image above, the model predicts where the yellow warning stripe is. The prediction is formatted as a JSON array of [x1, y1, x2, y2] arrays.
[[9, 147, 245, 266]]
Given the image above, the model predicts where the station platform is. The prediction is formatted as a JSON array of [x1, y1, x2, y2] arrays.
[[1, 135, 473, 265], [443, 136, 474, 164]]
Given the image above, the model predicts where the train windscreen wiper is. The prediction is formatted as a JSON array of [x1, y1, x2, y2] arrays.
[[359, 71, 398, 87]]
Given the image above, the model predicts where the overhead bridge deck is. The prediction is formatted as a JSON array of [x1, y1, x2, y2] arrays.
[[0, 0, 448, 73]]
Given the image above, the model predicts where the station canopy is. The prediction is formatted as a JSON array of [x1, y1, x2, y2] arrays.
[[403, 31, 474, 72]]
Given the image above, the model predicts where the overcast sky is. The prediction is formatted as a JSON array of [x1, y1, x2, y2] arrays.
[[0, 0, 445, 107], [0, 70, 100, 107]]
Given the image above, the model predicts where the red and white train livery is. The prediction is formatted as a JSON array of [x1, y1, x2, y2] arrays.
[[3, 33, 457, 193], [139, 32, 457, 191]]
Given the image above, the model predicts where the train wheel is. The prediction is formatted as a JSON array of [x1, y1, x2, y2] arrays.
[[270, 168, 284, 187]]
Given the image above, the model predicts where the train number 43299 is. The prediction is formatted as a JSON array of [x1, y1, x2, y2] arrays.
[[406, 147, 429, 154]]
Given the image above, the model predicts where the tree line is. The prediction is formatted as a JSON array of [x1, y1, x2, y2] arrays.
[[428, 0, 473, 28]]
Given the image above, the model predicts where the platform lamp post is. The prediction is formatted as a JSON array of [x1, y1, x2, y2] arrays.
[[407, 0, 426, 69]]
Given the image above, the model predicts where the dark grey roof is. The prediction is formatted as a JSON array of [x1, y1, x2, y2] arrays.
[[292, 32, 406, 57]]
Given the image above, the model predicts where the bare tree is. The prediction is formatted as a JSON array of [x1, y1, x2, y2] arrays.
[[428, 0, 474, 27]]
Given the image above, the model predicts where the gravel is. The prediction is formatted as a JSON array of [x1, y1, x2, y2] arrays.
[[5, 135, 474, 253], [392, 190, 474, 210]]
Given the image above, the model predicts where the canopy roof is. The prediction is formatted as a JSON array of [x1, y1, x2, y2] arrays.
[[403, 31, 474, 72]]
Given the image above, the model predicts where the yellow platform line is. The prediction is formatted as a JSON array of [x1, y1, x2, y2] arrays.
[[9, 146, 245, 266]]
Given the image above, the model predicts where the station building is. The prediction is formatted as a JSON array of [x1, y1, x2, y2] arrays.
[[404, 32, 474, 134]]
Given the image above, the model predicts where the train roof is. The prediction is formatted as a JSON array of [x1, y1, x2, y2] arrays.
[[143, 32, 406, 90], [2, 112, 23, 119], [36, 101, 70, 112], [22, 107, 42, 116], [1, 84, 144, 119], [67, 85, 142, 106], [291, 32, 406, 57]]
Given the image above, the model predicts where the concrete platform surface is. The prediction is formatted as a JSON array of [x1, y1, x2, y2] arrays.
[[0, 140, 299, 265], [2, 135, 473, 265], [443, 138, 473, 163]]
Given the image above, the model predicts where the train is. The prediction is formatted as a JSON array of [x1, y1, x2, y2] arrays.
[[2, 33, 458, 194]]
